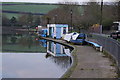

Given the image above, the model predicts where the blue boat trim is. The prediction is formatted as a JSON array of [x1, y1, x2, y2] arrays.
[[85, 40, 101, 48]]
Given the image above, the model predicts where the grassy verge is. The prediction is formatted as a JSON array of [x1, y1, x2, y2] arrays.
[[117, 39, 120, 42]]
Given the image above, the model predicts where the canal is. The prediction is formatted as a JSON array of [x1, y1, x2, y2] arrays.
[[2, 34, 73, 78]]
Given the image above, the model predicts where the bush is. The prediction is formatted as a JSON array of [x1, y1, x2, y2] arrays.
[[11, 36, 17, 43]]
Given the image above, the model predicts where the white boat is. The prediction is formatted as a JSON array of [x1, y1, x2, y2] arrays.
[[63, 32, 79, 42]]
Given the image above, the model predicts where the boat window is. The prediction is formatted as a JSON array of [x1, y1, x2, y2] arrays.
[[63, 27, 66, 34], [77, 37, 85, 39]]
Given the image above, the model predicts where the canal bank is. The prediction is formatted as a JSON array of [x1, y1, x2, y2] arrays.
[[41, 37, 117, 78]]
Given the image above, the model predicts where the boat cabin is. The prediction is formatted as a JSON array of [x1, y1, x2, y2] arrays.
[[47, 24, 68, 39]]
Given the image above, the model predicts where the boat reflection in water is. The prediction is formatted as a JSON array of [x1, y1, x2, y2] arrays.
[[38, 39, 47, 48], [47, 41, 72, 57], [46, 41, 72, 69]]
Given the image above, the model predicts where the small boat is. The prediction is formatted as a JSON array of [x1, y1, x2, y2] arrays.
[[70, 33, 86, 45], [64, 32, 86, 45]]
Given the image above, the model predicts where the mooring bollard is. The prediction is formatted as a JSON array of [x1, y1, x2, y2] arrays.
[[100, 46, 103, 52]]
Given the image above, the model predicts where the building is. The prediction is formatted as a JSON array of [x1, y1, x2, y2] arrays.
[[47, 24, 68, 39], [113, 22, 120, 31]]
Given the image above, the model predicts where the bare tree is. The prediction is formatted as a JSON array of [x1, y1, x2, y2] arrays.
[[42, 1, 82, 32], [2, 14, 10, 26], [117, 1, 120, 21], [101, 1, 119, 30], [33, 15, 41, 27], [18, 14, 34, 28]]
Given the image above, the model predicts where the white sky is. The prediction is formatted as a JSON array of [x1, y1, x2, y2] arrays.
[[1, 0, 119, 3]]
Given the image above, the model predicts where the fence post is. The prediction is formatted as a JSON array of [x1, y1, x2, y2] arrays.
[[118, 43, 120, 77], [100, 46, 103, 52]]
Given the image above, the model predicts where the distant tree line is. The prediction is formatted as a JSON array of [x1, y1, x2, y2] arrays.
[[2, 14, 41, 28], [2, 1, 120, 31], [41, 1, 120, 31]]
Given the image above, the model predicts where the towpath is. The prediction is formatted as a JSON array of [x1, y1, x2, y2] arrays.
[[70, 45, 116, 78], [41, 37, 117, 78]]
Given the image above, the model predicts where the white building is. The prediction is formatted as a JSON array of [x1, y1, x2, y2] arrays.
[[47, 24, 69, 39], [113, 22, 120, 31]]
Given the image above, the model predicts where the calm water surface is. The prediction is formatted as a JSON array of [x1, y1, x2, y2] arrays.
[[2, 35, 72, 78]]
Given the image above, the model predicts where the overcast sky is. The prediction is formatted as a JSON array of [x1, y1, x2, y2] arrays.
[[2, 0, 119, 3]]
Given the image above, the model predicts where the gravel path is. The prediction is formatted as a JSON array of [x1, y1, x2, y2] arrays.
[[70, 45, 116, 78]]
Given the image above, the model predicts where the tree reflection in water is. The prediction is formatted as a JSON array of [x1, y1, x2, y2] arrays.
[[18, 35, 40, 49], [2, 34, 47, 52], [46, 41, 73, 70]]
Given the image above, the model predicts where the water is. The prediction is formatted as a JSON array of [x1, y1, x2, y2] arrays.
[[2, 35, 73, 78], [2, 35, 46, 53]]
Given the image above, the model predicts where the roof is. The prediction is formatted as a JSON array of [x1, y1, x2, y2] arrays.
[[47, 24, 68, 27], [113, 22, 120, 25]]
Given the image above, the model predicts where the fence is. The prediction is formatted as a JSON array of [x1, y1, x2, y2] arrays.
[[89, 33, 120, 75]]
